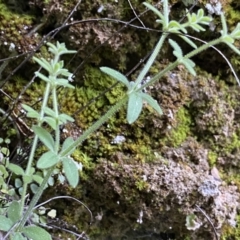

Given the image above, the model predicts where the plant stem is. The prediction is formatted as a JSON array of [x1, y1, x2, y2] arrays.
[[17, 95, 128, 229], [52, 87, 60, 152], [17, 165, 55, 230], [19, 83, 51, 215], [135, 33, 168, 87], [60, 96, 128, 157], [138, 37, 224, 92]]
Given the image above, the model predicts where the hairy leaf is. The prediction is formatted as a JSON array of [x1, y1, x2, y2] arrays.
[[32, 126, 55, 152], [100, 67, 130, 88], [22, 225, 52, 240], [8, 163, 24, 176], [37, 151, 59, 169], [7, 200, 21, 224], [127, 92, 143, 124], [0, 216, 13, 231], [140, 93, 163, 115], [62, 157, 79, 188]]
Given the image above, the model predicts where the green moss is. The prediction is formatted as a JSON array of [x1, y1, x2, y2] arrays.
[[71, 149, 95, 180], [221, 214, 240, 240], [135, 179, 149, 191], [208, 150, 218, 167], [164, 107, 191, 147]]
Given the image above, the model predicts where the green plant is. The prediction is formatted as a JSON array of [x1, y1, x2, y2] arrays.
[[0, 0, 239, 239]]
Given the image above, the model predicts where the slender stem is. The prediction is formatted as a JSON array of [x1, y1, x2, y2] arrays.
[[17, 95, 128, 229], [17, 166, 55, 230], [135, 33, 168, 87], [163, 0, 169, 27], [138, 37, 224, 92], [19, 83, 51, 215], [52, 87, 60, 152], [183, 38, 222, 60], [60, 96, 128, 157]]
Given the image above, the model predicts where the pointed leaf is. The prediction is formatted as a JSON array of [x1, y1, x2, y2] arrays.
[[221, 35, 234, 44], [140, 93, 163, 115], [43, 107, 56, 117], [127, 92, 143, 124], [32, 126, 55, 152], [179, 35, 197, 49], [60, 137, 75, 155], [43, 117, 57, 130], [231, 23, 240, 39], [143, 2, 164, 21], [21, 104, 40, 119], [8, 163, 24, 176], [7, 200, 21, 224], [0, 216, 13, 231], [22, 225, 52, 240], [33, 57, 51, 72], [169, 39, 183, 57], [100, 67, 130, 88], [62, 157, 79, 188], [34, 72, 50, 83], [58, 113, 75, 123], [182, 59, 196, 76], [224, 42, 240, 55], [37, 151, 59, 169], [197, 8, 204, 18], [190, 23, 205, 32], [168, 20, 187, 34]]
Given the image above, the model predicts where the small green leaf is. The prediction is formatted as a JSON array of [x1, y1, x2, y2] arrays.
[[224, 42, 240, 55], [100, 67, 130, 88], [190, 23, 205, 32], [58, 113, 75, 123], [0, 215, 13, 231], [34, 72, 50, 83], [7, 200, 21, 224], [182, 59, 196, 76], [43, 107, 55, 116], [143, 2, 164, 22], [8, 163, 24, 176], [22, 174, 33, 184], [197, 8, 204, 18], [30, 183, 39, 194], [168, 20, 187, 34], [21, 104, 40, 119], [32, 174, 43, 185], [127, 92, 143, 124], [32, 126, 55, 152], [43, 117, 57, 130], [60, 137, 76, 155], [22, 225, 52, 240], [221, 35, 234, 44], [231, 23, 240, 39], [33, 57, 51, 72], [140, 93, 163, 115], [179, 35, 197, 49], [15, 178, 23, 188], [37, 151, 60, 169], [62, 157, 79, 188], [169, 39, 183, 58]]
